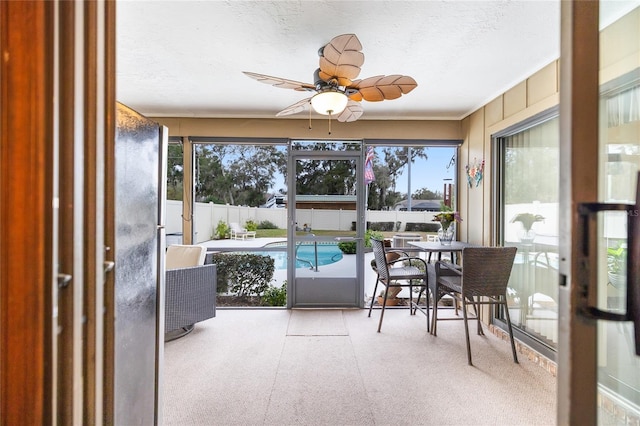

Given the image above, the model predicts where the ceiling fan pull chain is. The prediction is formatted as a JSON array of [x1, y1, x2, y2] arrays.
[[308, 106, 312, 130], [328, 111, 332, 135]]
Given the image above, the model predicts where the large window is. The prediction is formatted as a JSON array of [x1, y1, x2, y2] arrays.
[[497, 114, 559, 353]]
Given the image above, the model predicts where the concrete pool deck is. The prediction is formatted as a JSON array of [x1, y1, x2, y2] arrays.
[[199, 237, 287, 250]]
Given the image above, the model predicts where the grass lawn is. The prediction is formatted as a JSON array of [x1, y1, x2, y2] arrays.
[[254, 229, 436, 241], [255, 229, 357, 238], [254, 229, 286, 238]]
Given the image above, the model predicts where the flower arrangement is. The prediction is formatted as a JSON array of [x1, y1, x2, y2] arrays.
[[510, 213, 545, 231], [432, 211, 462, 231]]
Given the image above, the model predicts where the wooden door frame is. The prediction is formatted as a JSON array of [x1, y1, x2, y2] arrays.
[[0, 1, 116, 423], [0, 1, 54, 422], [557, 1, 600, 424]]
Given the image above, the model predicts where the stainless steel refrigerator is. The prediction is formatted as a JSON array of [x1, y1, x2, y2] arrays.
[[114, 102, 167, 424]]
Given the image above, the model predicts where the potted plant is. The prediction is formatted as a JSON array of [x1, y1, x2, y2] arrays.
[[607, 243, 627, 289], [377, 289, 401, 306], [245, 219, 258, 232], [215, 220, 230, 239]]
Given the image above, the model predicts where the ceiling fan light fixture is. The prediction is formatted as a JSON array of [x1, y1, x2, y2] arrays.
[[310, 91, 348, 115]]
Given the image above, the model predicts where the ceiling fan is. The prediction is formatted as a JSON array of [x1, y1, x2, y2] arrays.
[[243, 34, 418, 125]]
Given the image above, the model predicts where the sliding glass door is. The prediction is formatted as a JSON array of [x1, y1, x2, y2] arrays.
[[596, 16, 640, 419], [496, 114, 560, 356], [557, 2, 640, 423]]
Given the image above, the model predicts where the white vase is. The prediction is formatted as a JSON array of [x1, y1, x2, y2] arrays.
[[437, 225, 454, 245], [518, 229, 536, 244]]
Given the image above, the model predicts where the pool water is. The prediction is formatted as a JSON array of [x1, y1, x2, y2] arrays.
[[265, 242, 344, 270]]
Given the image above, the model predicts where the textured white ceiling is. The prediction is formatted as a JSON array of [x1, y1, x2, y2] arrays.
[[115, 1, 637, 121]]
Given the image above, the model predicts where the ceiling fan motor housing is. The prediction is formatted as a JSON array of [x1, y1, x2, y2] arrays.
[[314, 68, 339, 91]]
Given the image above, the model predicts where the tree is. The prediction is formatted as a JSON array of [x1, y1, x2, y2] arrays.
[[295, 158, 357, 195], [366, 147, 429, 209], [175, 142, 437, 212], [167, 144, 184, 200], [194, 144, 286, 207], [227, 145, 286, 206], [382, 147, 429, 190], [413, 187, 443, 200], [292, 141, 359, 196], [195, 145, 234, 204]]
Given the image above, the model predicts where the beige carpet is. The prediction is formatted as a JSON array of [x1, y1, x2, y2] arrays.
[[162, 308, 556, 425]]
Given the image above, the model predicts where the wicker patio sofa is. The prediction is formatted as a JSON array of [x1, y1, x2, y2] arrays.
[[165, 245, 217, 341]]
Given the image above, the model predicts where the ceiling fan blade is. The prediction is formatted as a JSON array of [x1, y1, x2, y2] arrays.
[[318, 34, 365, 86], [337, 100, 364, 123], [347, 91, 364, 102], [243, 71, 315, 91], [350, 75, 418, 102], [275, 97, 312, 117]]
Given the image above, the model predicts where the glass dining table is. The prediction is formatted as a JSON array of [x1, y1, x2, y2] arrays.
[[407, 240, 478, 263], [407, 240, 479, 334]]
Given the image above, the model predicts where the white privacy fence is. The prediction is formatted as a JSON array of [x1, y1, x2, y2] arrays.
[[167, 200, 562, 244], [166, 201, 447, 243]]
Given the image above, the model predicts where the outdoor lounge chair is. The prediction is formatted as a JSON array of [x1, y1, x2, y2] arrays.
[[434, 246, 518, 365], [229, 222, 256, 240], [165, 244, 217, 341], [368, 238, 429, 332]]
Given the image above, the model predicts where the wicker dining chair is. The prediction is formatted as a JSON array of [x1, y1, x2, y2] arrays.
[[434, 246, 518, 365], [368, 238, 429, 332]]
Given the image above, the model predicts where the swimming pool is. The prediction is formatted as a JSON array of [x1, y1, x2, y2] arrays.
[[262, 242, 344, 270]]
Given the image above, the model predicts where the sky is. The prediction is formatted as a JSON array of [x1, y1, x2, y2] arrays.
[[393, 147, 457, 197]]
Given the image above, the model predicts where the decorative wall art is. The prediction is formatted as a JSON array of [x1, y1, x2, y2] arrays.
[[466, 158, 485, 188]]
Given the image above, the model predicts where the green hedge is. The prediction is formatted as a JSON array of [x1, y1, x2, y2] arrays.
[[337, 230, 383, 254], [257, 220, 278, 229], [405, 222, 441, 232], [351, 221, 398, 231], [208, 253, 275, 297], [337, 241, 357, 254], [261, 282, 287, 306]]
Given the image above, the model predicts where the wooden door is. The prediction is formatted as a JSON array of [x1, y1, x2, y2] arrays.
[[0, 1, 116, 423]]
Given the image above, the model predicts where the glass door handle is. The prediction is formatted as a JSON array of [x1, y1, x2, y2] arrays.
[[577, 201, 631, 322], [577, 172, 640, 355]]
